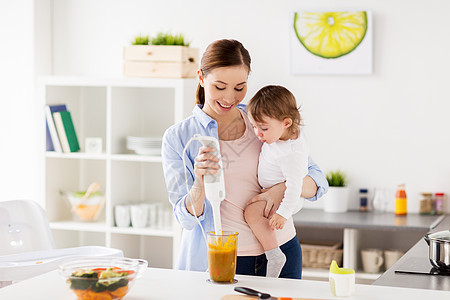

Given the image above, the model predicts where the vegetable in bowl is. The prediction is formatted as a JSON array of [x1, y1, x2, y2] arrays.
[[60, 257, 147, 300], [69, 267, 132, 299]]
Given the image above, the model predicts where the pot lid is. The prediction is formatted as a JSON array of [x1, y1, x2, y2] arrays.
[[427, 230, 450, 241]]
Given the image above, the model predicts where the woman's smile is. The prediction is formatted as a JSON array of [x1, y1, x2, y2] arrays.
[[217, 100, 234, 111]]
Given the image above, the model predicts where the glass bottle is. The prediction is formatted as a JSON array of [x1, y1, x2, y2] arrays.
[[395, 184, 407, 216], [435, 193, 446, 215]]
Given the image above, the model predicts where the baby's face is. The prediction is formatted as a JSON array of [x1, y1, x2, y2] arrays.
[[248, 114, 290, 144]]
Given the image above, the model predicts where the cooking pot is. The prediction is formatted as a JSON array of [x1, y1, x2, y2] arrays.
[[424, 230, 450, 271]]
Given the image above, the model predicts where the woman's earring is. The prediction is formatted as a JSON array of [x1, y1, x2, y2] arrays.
[[198, 70, 204, 87]]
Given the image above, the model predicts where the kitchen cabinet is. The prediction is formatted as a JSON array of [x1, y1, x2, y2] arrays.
[[38, 76, 197, 268], [293, 209, 444, 282]]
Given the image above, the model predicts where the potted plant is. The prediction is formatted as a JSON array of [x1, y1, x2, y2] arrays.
[[323, 170, 349, 213], [123, 32, 199, 78]]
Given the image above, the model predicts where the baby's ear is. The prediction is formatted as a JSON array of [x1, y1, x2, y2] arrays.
[[283, 118, 293, 128]]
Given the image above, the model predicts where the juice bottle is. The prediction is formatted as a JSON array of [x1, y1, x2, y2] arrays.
[[395, 184, 407, 215]]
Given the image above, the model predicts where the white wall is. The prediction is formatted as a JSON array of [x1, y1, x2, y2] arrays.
[[0, 0, 52, 205], [5, 0, 448, 212], [0, 0, 36, 202]]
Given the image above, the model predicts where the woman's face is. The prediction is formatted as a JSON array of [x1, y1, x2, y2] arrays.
[[199, 65, 248, 117]]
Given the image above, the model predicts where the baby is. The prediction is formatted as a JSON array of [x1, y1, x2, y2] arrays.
[[245, 85, 309, 277]]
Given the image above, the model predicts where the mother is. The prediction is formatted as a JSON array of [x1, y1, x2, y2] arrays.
[[161, 39, 328, 279]]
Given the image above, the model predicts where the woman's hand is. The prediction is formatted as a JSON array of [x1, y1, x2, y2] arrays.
[[186, 145, 220, 216], [193, 145, 220, 180], [247, 182, 286, 218], [246, 176, 318, 218]]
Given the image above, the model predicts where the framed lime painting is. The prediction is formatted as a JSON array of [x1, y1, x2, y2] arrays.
[[290, 11, 373, 75]]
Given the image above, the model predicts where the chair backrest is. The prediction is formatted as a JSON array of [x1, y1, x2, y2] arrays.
[[0, 200, 55, 255]]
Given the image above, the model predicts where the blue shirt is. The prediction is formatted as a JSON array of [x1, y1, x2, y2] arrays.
[[161, 104, 329, 271]]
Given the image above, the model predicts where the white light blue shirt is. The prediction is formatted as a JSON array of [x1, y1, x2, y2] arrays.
[[161, 104, 329, 271]]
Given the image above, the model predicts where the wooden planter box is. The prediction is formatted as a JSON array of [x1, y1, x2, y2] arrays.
[[123, 45, 199, 78]]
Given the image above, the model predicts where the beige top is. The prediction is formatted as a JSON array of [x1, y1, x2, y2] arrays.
[[219, 109, 296, 256]]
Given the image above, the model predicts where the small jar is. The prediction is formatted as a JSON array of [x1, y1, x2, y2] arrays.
[[419, 193, 434, 215], [359, 189, 369, 212]]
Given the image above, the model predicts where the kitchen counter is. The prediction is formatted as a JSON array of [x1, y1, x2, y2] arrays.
[[293, 209, 444, 231], [1, 267, 449, 299], [292, 209, 444, 272], [373, 215, 450, 291]]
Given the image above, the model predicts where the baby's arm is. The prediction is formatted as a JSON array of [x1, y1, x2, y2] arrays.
[[275, 143, 309, 220]]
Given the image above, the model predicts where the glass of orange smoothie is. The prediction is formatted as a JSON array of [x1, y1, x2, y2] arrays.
[[207, 231, 238, 283]]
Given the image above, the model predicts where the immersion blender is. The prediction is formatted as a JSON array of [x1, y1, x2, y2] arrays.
[[196, 135, 226, 234]]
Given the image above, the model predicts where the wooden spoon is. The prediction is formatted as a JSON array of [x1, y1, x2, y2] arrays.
[[72, 182, 100, 211]]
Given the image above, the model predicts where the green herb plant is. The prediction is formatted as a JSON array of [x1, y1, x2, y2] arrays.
[[150, 32, 190, 46], [326, 170, 347, 187], [132, 35, 149, 45]]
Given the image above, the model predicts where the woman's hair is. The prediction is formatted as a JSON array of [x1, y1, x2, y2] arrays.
[[196, 39, 251, 105], [248, 85, 302, 137]]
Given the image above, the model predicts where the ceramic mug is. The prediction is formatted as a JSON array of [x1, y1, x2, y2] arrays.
[[145, 204, 157, 228], [361, 248, 384, 273], [130, 204, 148, 228], [384, 249, 404, 270], [114, 205, 131, 227]]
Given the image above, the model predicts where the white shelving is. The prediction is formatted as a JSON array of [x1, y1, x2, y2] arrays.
[[38, 76, 197, 268]]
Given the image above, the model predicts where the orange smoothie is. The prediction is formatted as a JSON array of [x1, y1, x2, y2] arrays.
[[207, 232, 238, 283]]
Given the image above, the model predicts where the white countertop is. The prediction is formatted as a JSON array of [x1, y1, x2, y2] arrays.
[[1, 267, 449, 300]]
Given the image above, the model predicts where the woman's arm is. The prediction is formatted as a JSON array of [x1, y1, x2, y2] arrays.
[[304, 156, 329, 201], [162, 127, 222, 228], [301, 176, 318, 198], [248, 156, 328, 218], [161, 129, 206, 229]]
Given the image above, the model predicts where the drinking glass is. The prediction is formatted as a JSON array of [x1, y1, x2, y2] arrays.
[[207, 231, 238, 283]]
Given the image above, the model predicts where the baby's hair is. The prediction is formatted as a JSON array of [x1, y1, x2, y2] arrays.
[[248, 85, 301, 137]]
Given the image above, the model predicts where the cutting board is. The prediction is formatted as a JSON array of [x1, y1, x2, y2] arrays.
[[221, 295, 331, 300]]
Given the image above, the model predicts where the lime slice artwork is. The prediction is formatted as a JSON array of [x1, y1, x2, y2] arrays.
[[294, 11, 368, 59]]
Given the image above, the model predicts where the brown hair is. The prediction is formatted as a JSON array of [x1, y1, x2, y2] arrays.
[[248, 85, 302, 137], [196, 39, 251, 105]]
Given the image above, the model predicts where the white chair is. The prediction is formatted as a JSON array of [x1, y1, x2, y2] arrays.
[[0, 200, 123, 287], [0, 199, 55, 256]]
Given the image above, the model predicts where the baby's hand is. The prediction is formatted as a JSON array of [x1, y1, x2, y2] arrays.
[[269, 213, 287, 231]]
